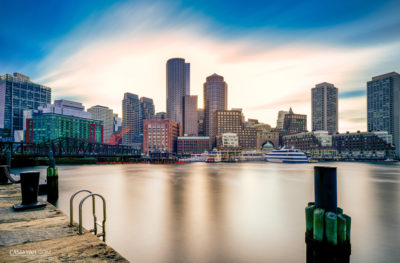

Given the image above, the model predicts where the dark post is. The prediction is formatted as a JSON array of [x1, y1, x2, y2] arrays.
[[314, 166, 337, 213], [47, 150, 59, 205], [13, 171, 46, 210], [6, 150, 11, 169], [0, 165, 10, 184]]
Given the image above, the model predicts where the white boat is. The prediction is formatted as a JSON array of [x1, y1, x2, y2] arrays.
[[206, 150, 222, 163], [265, 147, 310, 163]]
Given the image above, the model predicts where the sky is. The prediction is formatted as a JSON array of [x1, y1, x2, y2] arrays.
[[1, 0, 400, 132]]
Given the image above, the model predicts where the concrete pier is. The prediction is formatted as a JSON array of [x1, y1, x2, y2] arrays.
[[0, 184, 128, 262]]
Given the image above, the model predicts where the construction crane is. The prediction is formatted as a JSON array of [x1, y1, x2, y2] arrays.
[[108, 126, 130, 145]]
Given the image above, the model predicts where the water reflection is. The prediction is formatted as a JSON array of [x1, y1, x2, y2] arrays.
[[11, 162, 400, 263]]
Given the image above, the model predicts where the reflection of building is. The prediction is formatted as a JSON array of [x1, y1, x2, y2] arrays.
[[367, 72, 400, 157], [143, 119, 182, 154], [113, 114, 122, 133], [177, 136, 209, 154], [166, 58, 190, 125], [332, 131, 394, 158], [88, 105, 114, 143], [213, 109, 257, 150], [283, 107, 307, 133], [122, 93, 140, 145], [204, 74, 228, 137], [276, 110, 289, 129], [312, 82, 338, 134], [0, 73, 51, 140], [283, 131, 336, 157], [183, 95, 198, 136]]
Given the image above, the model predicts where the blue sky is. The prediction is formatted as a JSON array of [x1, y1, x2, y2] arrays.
[[1, 0, 400, 131]]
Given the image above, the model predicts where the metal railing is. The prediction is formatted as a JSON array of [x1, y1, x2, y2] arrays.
[[69, 190, 106, 241]]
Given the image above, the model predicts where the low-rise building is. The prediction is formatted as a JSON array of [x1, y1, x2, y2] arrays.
[[332, 131, 395, 158], [283, 131, 336, 157], [143, 119, 182, 154], [177, 136, 210, 154]]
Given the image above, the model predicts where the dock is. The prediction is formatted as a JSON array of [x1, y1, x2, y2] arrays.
[[0, 183, 128, 262]]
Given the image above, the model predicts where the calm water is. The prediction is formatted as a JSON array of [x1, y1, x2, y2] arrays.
[[13, 162, 400, 263]]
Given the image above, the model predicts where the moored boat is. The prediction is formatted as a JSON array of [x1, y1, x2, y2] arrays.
[[265, 147, 310, 163]]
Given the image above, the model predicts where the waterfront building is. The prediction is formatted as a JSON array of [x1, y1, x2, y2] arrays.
[[283, 108, 307, 133], [23, 100, 103, 143], [142, 119, 182, 154], [256, 130, 280, 151], [367, 72, 400, 157], [312, 82, 338, 134], [155, 112, 167, 120], [283, 131, 336, 157], [27, 114, 103, 143], [0, 73, 51, 140], [203, 73, 228, 137], [177, 136, 210, 154], [332, 131, 394, 158], [276, 110, 289, 129], [140, 97, 155, 133], [183, 95, 198, 136], [166, 58, 190, 125], [122, 93, 140, 146], [213, 109, 257, 150], [88, 105, 114, 143]]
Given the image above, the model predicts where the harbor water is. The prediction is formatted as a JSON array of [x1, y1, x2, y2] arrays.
[[12, 162, 400, 263]]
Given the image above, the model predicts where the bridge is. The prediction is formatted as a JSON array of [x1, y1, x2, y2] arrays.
[[0, 137, 141, 158]]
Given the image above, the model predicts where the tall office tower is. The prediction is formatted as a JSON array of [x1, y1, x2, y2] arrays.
[[203, 73, 228, 138], [283, 108, 307, 133], [367, 72, 400, 157], [198, 109, 205, 136], [122, 93, 140, 146], [183, 95, 198, 136], [312, 82, 338, 134], [139, 97, 155, 133], [88, 105, 114, 143], [166, 58, 190, 124], [276, 110, 289, 129], [0, 73, 51, 140]]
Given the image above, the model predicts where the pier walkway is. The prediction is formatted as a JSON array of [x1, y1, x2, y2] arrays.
[[0, 184, 128, 262]]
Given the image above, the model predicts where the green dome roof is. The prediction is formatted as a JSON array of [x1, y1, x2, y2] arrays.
[[262, 142, 274, 149]]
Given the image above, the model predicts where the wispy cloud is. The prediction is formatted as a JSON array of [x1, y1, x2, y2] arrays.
[[33, 1, 400, 132]]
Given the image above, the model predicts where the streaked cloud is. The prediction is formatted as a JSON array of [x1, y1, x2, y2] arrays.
[[23, 1, 400, 133]]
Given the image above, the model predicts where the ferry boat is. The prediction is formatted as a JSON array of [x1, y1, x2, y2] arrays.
[[206, 150, 222, 163], [265, 147, 310, 163]]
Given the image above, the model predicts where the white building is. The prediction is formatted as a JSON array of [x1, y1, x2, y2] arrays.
[[222, 133, 239, 147]]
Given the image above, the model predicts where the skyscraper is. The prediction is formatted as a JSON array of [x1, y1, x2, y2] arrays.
[[0, 73, 51, 140], [122, 93, 140, 145], [183, 95, 198, 136], [203, 73, 228, 138], [88, 105, 114, 143], [367, 72, 400, 157], [166, 58, 190, 124], [139, 97, 155, 133], [312, 82, 338, 134]]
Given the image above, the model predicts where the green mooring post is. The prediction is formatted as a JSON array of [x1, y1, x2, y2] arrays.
[[313, 208, 325, 241], [47, 151, 58, 205], [337, 214, 347, 244], [325, 212, 338, 245]]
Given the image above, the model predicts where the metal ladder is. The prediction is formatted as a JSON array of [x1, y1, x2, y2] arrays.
[[69, 189, 106, 241]]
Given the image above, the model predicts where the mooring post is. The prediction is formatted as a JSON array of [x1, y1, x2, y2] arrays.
[[6, 150, 11, 169], [305, 166, 351, 262], [13, 171, 46, 210], [47, 150, 59, 205], [314, 166, 337, 213]]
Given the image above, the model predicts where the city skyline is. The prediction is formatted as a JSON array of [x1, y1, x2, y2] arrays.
[[1, 1, 400, 132]]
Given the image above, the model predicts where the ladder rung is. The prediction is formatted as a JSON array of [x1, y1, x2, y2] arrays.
[[89, 228, 95, 232], [96, 233, 104, 237]]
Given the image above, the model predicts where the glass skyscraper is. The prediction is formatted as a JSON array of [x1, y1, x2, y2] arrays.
[[367, 72, 400, 157], [166, 58, 190, 125], [0, 73, 51, 140], [122, 93, 140, 146]]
